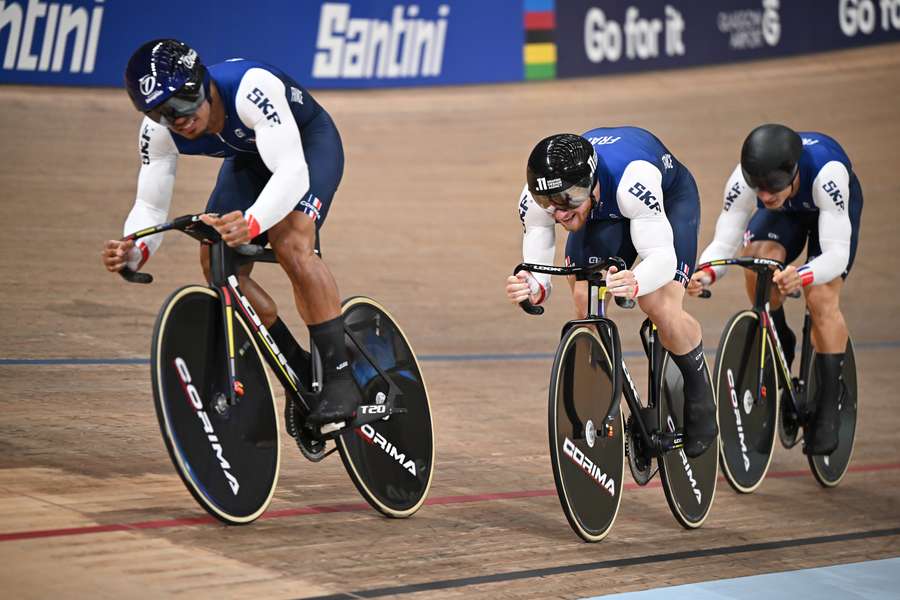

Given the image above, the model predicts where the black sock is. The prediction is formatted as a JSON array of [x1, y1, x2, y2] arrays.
[[308, 315, 350, 380], [268, 317, 312, 388], [670, 342, 711, 397], [770, 306, 796, 368]]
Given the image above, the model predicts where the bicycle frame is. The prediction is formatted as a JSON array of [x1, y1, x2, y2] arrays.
[[515, 258, 682, 455], [120, 214, 405, 433], [699, 257, 813, 421]]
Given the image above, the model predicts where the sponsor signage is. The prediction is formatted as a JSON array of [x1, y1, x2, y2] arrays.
[[0, 0, 522, 88], [553, 0, 900, 78], [0, 1, 898, 88]]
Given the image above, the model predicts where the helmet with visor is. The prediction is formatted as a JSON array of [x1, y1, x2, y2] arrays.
[[740, 123, 802, 193], [526, 134, 598, 211], [125, 39, 207, 126]]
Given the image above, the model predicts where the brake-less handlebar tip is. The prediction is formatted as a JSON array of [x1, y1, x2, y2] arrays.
[[119, 267, 153, 284]]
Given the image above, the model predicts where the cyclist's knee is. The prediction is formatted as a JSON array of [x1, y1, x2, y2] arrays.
[[805, 284, 842, 323], [638, 283, 683, 330]]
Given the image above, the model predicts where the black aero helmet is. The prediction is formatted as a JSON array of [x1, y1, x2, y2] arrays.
[[740, 124, 802, 193], [125, 39, 206, 124], [526, 133, 598, 210]]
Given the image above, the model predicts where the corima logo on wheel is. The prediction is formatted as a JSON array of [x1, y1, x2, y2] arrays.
[[312, 2, 450, 79], [0, 0, 104, 74], [174, 357, 240, 495], [563, 437, 616, 496], [358, 423, 418, 476], [666, 416, 701, 504], [726, 369, 751, 472]]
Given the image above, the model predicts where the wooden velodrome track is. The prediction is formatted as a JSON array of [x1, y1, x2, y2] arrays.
[[1, 44, 899, 599]]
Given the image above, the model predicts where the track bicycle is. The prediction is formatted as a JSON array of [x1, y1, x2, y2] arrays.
[[698, 256, 857, 491], [119, 214, 435, 523], [515, 257, 717, 542]]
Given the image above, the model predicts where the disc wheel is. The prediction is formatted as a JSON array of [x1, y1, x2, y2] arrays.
[[335, 297, 434, 517], [715, 311, 780, 493], [658, 353, 718, 529], [548, 326, 624, 542], [807, 340, 858, 487], [151, 286, 279, 524]]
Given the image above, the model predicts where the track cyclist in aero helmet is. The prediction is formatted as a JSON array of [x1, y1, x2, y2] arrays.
[[103, 39, 363, 426], [506, 129, 718, 458], [690, 124, 865, 455]]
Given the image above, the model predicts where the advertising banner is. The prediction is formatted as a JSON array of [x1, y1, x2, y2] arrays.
[[0, 0, 523, 88], [554, 0, 900, 78]]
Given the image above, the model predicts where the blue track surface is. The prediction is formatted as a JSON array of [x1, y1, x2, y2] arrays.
[[583, 557, 900, 600]]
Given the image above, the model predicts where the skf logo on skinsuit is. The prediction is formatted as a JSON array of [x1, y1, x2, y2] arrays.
[[724, 181, 742, 211], [246, 88, 281, 124], [174, 357, 240, 495], [563, 437, 616, 496], [140, 123, 152, 165], [726, 368, 751, 472], [822, 180, 845, 210], [666, 415, 702, 504], [0, 0, 104, 74], [518, 192, 529, 228], [358, 423, 418, 476], [313, 3, 450, 79], [627, 182, 661, 212]]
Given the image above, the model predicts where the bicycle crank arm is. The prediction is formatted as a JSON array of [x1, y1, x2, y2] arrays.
[[317, 404, 408, 437], [652, 430, 685, 453]]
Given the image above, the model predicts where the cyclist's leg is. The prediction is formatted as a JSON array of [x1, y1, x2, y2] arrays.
[[203, 156, 313, 385], [803, 179, 861, 454], [266, 112, 354, 424], [639, 172, 715, 457]]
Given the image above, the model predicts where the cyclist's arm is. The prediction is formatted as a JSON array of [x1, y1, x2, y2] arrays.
[[800, 161, 853, 286], [236, 68, 310, 238], [122, 118, 178, 269], [519, 184, 556, 304], [618, 160, 676, 297], [696, 163, 755, 282]]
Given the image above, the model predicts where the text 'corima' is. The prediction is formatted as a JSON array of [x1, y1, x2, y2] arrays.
[[313, 3, 450, 79]]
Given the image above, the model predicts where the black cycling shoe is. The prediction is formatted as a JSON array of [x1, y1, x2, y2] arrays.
[[306, 374, 362, 425], [683, 390, 718, 458], [803, 353, 843, 456]]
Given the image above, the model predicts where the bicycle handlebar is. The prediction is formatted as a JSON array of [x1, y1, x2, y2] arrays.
[[513, 256, 634, 316], [695, 257, 800, 299], [117, 214, 268, 285]]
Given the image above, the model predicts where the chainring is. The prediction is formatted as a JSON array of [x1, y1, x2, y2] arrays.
[[626, 415, 654, 486], [284, 398, 329, 462]]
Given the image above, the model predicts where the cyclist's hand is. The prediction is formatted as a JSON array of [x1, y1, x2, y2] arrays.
[[101, 238, 135, 272], [201, 211, 252, 247], [687, 269, 712, 297], [506, 272, 540, 305], [773, 265, 802, 295], [606, 265, 638, 299]]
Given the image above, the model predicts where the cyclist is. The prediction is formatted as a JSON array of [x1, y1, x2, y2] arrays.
[[506, 129, 718, 458], [689, 124, 863, 455], [100, 39, 359, 425]]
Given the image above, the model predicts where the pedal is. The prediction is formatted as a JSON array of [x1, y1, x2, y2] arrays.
[[320, 421, 346, 435]]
